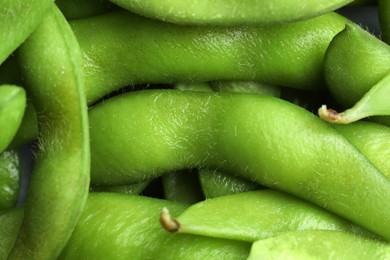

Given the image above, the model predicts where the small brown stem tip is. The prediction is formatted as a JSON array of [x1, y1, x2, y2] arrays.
[[160, 207, 181, 233], [318, 105, 347, 124]]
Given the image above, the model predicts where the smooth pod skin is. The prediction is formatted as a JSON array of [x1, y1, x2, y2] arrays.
[[70, 11, 349, 104], [324, 23, 390, 108], [247, 230, 390, 259], [333, 121, 390, 179], [379, 0, 390, 43], [0, 150, 21, 210], [109, 0, 353, 25], [89, 89, 390, 240], [0, 0, 54, 64], [199, 170, 261, 198], [0, 85, 26, 153], [59, 193, 251, 259], [9, 5, 90, 259], [161, 190, 376, 242]]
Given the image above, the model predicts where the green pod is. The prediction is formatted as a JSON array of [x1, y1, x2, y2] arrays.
[[199, 170, 261, 199], [59, 193, 251, 259], [108, 0, 353, 25], [9, 5, 90, 259], [0, 0, 54, 64], [162, 171, 204, 204], [379, 0, 390, 43], [0, 150, 21, 210], [324, 23, 390, 108], [174, 82, 213, 92], [319, 71, 390, 123], [90, 181, 150, 195], [55, 0, 116, 20], [211, 81, 281, 97], [333, 121, 390, 178], [88, 89, 390, 240], [0, 85, 26, 153], [248, 230, 390, 259], [0, 207, 23, 260], [161, 190, 375, 242], [70, 11, 349, 104]]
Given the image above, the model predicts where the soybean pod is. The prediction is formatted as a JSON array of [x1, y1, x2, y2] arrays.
[[69, 11, 349, 104], [379, 0, 390, 43], [0, 150, 21, 210], [0, 85, 26, 153], [160, 190, 375, 242], [0, 0, 54, 64], [88, 89, 390, 240], [9, 5, 90, 259], [248, 230, 390, 259], [108, 0, 353, 26]]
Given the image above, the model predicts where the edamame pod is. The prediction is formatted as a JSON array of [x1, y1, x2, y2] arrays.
[[211, 81, 281, 97], [108, 0, 353, 25], [88, 89, 390, 240], [0, 208, 23, 260], [90, 181, 150, 195], [0, 0, 54, 64], [55, 0, 116, 20], [319, 71, 390, 123], [379, 0, 390, 43], [59, 193, 251, 259], [69, 11, 349, 104], [333, 121, 390, 179], [324, 23, 390, 108], [0, 150, 21, 210], [9, 5, 90, 259], [0, 85, 26, 153], [160, 190, 375, 242], [199, 170, 261, 198], [248, 230, 390, 259]]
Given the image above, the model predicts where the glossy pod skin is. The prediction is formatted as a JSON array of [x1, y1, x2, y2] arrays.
[[59, 193, 251, 259], [0, 85, 26, 153], [0, 0, 54, 64], [0, 150, 21, 210], [69, 11, 349, 104], [248, 230, 390, 259], [109, 0, 353, 25], [89, 89, 390, 240], [161, 190, 375, 242], [9, 5, 90, 259]]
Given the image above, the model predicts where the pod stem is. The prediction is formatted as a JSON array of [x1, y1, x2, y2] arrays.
[[318, 105, 349, 124], [160, 207, 181, 233]]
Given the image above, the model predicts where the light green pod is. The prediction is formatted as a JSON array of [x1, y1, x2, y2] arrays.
[[90, 181, 150, 195], [109, 0, 353, 25], [248, 230, 390, 259], [319, 71, 390, 123], [379, 0, 390, 43], [59, 193, 251, 259], [324, 23, 390, 108], [70, 11, 349, 104], [0, 0, 54, 64], [0, 207, 23, 260], [333, 121, 390, 178], [174, 82, 213, 92], [88, 89, 390, 240], [161, 190, 376, 242], [0, 85, 26, 153], [0, 150, 21, 210], [9, 4, 90, 259], [199, 170, 261, 199], [211, 81, 281, 97]]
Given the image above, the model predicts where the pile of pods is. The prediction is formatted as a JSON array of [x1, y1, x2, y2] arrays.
[[1, 0, 390, 259]]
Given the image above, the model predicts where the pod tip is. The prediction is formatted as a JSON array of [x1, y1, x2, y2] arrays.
[[160, 207, 181, 233]]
